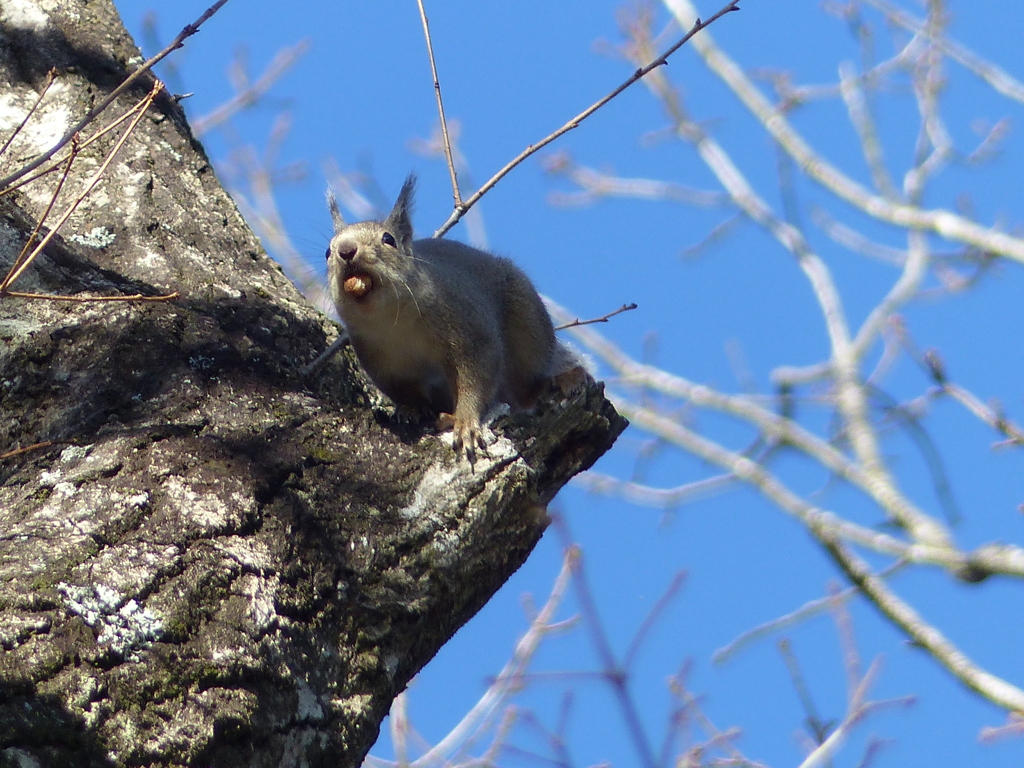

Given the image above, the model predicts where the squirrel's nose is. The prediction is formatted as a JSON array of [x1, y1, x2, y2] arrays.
[[336, 244, 357, 262]]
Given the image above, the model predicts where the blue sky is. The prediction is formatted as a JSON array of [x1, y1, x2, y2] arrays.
[[113, 1, 1024, 765]]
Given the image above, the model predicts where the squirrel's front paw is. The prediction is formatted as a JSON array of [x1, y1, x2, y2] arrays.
[[437, 412, 489, 465]]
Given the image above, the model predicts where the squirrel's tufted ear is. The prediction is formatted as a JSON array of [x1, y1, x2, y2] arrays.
[[385, 174, 416, 247], [326, 188, 346, 234]]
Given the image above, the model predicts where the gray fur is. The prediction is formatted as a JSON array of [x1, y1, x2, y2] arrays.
[[325, 175, 579, 461]]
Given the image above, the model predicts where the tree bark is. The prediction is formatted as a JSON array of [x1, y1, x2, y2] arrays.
[[0, 2, 626, 766]]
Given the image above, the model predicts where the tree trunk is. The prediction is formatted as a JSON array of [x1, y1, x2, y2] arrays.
[[0, 2, 626, 765]]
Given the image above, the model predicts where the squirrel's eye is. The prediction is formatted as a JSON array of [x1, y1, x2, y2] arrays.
[[381, 232, 397, 248], [324, 246, 331, 261]]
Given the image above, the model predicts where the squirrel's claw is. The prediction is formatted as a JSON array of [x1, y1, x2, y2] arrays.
[[438, 412, 489, 465]]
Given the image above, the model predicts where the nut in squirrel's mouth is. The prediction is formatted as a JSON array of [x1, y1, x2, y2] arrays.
[[342, 271, 373, 299]]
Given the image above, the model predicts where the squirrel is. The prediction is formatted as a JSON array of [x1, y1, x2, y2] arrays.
[[325, 174, 584, 462]]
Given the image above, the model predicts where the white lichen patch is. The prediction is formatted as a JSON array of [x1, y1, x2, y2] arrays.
[[36, 445, 85, 487], [41, 440, 127, 486], [213, 283, 242, 299], [232, 571, 278, 633], [52, 481, 77, 498], [80, 187, 109, 211], [159, 140, 182, 162], [111, 169, 147, 220], [399, 464, 464, 520], [58, 582, 163, 656], [82, 540, 179, 598], [137, 250, 168, 270], [37, 469, 61, 487], [0, 94, 28, 132], [18, 102, 69, 157], [59, 445, 90, 464], [0, 0, 48, 30], [212, 536, 272, 571], [126, 491, 150, 508], [36, 0, 72, 17], [162, 476, 255, 531], [332, 693, 371, 720], [70, 227, 116, 249], [295, 680, 325, 722]]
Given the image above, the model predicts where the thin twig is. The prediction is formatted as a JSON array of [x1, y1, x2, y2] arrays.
[[432, 0, 743, 237], [979, 714, 1024, 744], [389, 693, 409, 766], [554, 302, 637, 330], [811, 207, 908, 266], [1, 291, 179, 302], [0, 69, 56, 159], [713, 565, 902, 665], [622, 571, 686, 670], [944, 383, 1024, 446], [0, 0, 230, 191], [552, 517, 659, 768], [0, 441, 56, 461], [778, 638, 832, 745], [920, 350, 1024, 445], [399, 547, 579, 768], [851, 231, 929, 361], [415, 0, 461, 207], [572, 469, 736, 508], [543, 154, 728, 207], [0, 96, 157, 198], [1, 141, 78, 290], [794, 659, 888, 768], [0, 82, 162, 294], [670, 672, 767, 768], [827, 582, 863, 701], [838, 60, 898, 200]]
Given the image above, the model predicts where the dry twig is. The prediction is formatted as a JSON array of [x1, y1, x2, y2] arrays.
[[432, 0, 743, 237]]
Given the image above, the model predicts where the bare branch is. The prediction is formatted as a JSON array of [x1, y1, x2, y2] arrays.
[[1, 291, 179, 303], [838, 60, 898, 199], [1, 82, 163, 295], [393, 547, 579, 768], [823, 537, 1024, 713], [979, 714, 1024, 744], [544, 153, 728, 208], [190, 39, 311, 135], [862, 0, 1024, 105], [415, 0, 461, 207], [553, 302, 637, 331], [663, 0, 1024, 264], [0, 0, 231, 191], [922, 350, 1024, 446], [713, 573, 900, 666], [572, 469, 736, 508], [432, 0, 743, 237], [546, 297, 954, 556], [0, 441, 56, 461]]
